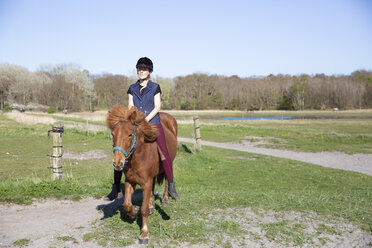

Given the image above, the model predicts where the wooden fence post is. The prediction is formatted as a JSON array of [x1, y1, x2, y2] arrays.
[[193, 116, 202, 150], [48, 124, 64, 181]]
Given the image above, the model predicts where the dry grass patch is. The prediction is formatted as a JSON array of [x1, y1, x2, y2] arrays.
[[53, 110, 107, 121], [5, 111, 56, 125]]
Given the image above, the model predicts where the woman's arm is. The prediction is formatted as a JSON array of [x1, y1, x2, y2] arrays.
[[128, 94, 134, 108], [145, 93, 161, 122]]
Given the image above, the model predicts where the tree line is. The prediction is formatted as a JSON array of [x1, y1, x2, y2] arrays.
[[1, 63, 371, 111]]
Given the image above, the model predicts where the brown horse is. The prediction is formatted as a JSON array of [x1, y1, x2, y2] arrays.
[[106, 105, 178, 244]]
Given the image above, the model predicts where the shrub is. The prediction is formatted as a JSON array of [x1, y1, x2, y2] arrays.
[[47, 106, 57, 114], [2, 105, 12, 113]]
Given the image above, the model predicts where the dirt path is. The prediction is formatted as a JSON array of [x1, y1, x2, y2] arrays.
[[1, 197, 371, 248], [0, 198, 103, 247], [178, 137, 372, 176]]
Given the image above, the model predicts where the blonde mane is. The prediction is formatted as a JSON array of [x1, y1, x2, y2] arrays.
[[107, 105, 158, 142]]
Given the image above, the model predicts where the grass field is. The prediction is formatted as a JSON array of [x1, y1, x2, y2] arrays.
[[164, 109, 372, 118], [177, 118, 372, 154], [0, 113, 371, 247], [25, 109, 372, 154]]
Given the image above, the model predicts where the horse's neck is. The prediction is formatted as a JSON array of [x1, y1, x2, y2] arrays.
[[130, 142, 158, 167], [136, 141, 156, 151]]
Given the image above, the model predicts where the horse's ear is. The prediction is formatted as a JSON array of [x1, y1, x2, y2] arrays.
[[129, 107, 146, 125], [128, 107, 137, 124]]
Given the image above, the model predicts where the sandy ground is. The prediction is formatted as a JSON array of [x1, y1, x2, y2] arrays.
[[0, 198, 103, 248], [1, 197, 371, 248]]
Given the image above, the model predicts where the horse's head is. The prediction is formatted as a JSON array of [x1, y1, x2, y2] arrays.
[[111, 120, 136, 171], [107, 105, 158, 171]]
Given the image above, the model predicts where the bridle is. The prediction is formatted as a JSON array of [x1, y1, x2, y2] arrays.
[[112, 124, 137, 171]]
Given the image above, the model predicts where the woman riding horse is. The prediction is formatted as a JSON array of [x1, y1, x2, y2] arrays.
[[104, 57, 180, 201], [107, 105, 178, 243]]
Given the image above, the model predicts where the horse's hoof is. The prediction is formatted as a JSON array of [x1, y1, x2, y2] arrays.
[[149, 207, 154, 215], [139, 237, 149, 245], [162, 200, 168, 207]]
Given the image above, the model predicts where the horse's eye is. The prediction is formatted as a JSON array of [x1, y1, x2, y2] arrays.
[[128, 134, 133, 138]]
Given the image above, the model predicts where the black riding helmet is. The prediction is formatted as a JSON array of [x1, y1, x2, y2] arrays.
[[136, 57, 153, 73]]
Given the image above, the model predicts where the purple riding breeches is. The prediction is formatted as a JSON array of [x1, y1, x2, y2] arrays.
[[155, 124, 174, 180]]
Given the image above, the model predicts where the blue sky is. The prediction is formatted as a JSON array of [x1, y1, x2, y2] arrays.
[[0, 0, 371, 78]]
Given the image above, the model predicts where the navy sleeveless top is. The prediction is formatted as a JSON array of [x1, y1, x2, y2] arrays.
[[127, 80, 162, 124]]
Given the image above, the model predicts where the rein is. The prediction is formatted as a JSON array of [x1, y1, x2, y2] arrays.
[[113, 124, 137, 171]]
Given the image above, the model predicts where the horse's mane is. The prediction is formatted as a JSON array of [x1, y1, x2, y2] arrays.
[[107, 105, 158, 142]]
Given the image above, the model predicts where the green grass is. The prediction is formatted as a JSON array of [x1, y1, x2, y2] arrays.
[[263, 220, 313, 246], [1, 114, 371, 246], [178, 119, 372, 153], [24, 110, 372, 154], [85, 145, 372, 246], [57, 236, 78, 243], [165, 109, 372, 118], [0, 115, 114, 204], [12, 238, 30, 247]]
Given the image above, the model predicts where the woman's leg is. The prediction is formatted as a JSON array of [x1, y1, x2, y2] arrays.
[[103, 170, 123, 201], [155, 124, 180, 200], [155, 125, 173, 179], [114, 169, 123, 184]]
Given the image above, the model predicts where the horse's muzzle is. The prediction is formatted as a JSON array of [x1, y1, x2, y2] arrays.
[[112, 161, 124, 171]]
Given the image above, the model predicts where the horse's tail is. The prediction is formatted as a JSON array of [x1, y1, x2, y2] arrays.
[[159, 112, 177, 138], [155, 172, 166, 186]]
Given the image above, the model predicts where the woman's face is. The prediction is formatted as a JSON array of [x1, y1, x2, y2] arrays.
[[137, 68, 150, 80]]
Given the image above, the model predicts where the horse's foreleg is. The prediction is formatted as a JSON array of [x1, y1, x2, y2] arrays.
[[162, 179, 169, 207], [149, 191, 155, 215], [149, 178, 155, 215], [123, 181, 139, 219], [139, 181, 152, 244]]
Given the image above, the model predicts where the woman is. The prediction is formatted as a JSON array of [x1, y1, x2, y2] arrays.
[[104, 57, 180, 201]]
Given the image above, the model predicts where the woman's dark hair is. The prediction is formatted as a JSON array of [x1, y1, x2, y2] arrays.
[[136, 57, 153, 72]]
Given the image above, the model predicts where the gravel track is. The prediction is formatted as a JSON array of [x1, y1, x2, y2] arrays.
[[1, 198, 371, 247]]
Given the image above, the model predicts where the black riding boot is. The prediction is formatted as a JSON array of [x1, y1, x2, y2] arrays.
[[103, 183, 122, 201], [168, 181, 180, 200]]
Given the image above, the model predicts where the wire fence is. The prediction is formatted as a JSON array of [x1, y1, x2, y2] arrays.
[[0, 143, 111, 180], [0, 115, 116, 182], [0, 115, 198, 182]]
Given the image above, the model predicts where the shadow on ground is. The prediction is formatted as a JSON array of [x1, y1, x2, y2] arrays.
[[96, 188, 170, 226]]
